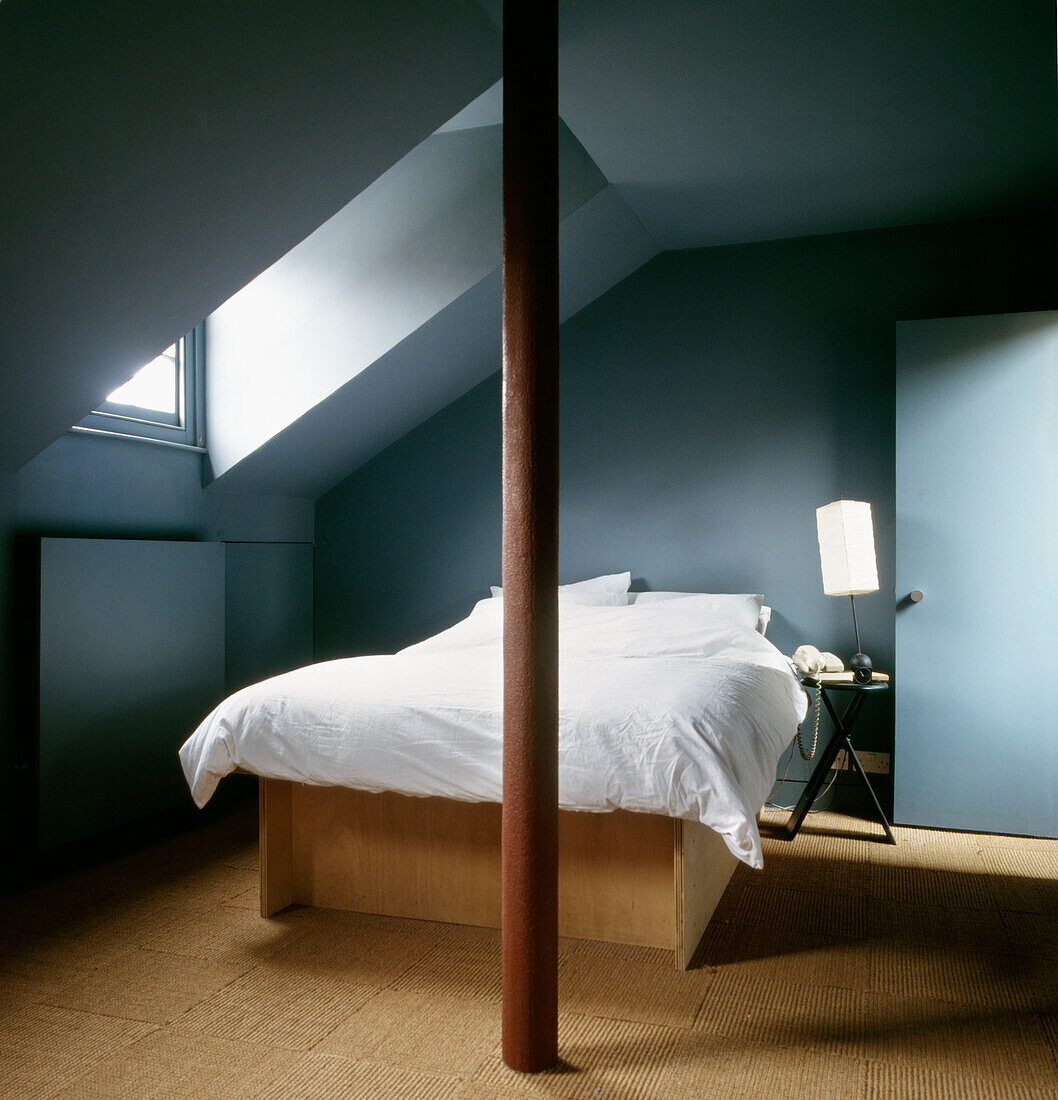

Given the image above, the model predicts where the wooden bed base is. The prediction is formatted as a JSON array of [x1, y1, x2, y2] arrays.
[[258, 779, 738, 970]]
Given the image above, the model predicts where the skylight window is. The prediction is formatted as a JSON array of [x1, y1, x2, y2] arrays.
[[104, 345, 179, 420], [75, 326, 205, 451]]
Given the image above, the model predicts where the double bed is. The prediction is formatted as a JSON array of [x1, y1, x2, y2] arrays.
[[180, 577, 806, 968]]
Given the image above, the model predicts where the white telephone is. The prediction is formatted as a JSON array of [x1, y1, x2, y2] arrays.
[[791, 644, 844, 677], [788, 646, 844, 763]]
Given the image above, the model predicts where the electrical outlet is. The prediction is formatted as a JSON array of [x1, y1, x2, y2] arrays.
[[857, 751, 890, 774], [829, 749, 889, 774]]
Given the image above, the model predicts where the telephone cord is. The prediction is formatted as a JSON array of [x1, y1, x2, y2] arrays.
[[766, 684, 842, 812], [796, 684, 822, 760]]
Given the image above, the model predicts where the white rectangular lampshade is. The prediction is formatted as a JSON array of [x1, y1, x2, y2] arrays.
[[816, 500, 879, 596]]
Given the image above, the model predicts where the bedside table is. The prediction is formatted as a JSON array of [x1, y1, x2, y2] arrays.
[[784, 675, 896, 845]]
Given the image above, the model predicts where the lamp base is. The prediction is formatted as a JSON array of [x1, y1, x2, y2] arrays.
[[849, 652, 873, 684]]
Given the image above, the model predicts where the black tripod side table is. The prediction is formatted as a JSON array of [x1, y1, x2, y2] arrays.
[[784, 676, 896, 845]]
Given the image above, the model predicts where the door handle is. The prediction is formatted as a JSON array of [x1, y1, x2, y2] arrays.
[[909, 589, 924, 603]]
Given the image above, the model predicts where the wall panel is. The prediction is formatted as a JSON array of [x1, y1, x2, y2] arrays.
[[37, 538, 225, 849]]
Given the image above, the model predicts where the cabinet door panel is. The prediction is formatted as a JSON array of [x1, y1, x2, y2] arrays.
[[38, 538, 225, 848]]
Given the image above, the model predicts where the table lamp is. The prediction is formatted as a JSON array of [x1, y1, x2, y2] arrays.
[[816, 500, 878, 683]]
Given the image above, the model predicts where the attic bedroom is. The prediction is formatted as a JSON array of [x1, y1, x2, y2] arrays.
[[1, 1, 1056, 1096]]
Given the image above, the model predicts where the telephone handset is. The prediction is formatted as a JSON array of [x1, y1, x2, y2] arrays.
[[789, 645, 844, 762], [791, 645, 844, 677]]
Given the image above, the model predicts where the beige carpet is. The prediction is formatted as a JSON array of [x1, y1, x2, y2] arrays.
[[1, 804, 1056, 1098]]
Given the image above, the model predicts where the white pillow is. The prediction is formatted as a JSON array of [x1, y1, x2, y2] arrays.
[[629, 591, 694, 603], [629, 590, 768, 632], [490, 571, 631, 606]]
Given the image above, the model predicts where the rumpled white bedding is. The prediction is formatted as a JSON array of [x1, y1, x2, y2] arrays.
[[179, 598, 807, 868]]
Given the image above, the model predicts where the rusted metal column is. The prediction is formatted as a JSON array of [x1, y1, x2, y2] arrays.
[[500, 0, 560, 1075]]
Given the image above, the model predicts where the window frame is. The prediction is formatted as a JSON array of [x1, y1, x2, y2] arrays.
[[77, 324, 206, 450]]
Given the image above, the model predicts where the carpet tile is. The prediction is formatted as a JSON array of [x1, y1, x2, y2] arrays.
[[2, 801, 1056, 1097]]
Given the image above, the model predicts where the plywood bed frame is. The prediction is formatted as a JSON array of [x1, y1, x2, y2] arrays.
[[257, 778, 738, 970]]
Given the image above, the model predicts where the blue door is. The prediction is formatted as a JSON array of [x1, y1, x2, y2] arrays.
[[895, 311, 1058, 836]]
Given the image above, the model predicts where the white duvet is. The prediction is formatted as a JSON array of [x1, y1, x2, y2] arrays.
[[179, 597, 807, 868]]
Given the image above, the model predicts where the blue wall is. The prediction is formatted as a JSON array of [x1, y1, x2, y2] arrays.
[[0, 431, 314, 862], [316, 212, 1057, 809]]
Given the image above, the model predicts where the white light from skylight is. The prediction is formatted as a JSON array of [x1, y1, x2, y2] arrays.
[[106, 345, 177, 414]]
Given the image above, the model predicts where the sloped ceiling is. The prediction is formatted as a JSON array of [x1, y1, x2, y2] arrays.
[[2, 1, 1055, 483], [558, 0, 1057, 249], [205, 109, 613, 489], [210, 185, 656, 498], [0, 0, 501, 471], [204, 90, 660, 497]]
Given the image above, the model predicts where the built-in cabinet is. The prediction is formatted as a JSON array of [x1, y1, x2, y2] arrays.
[[25, 537, 313, 850]]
